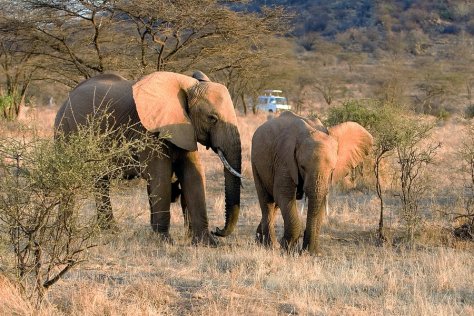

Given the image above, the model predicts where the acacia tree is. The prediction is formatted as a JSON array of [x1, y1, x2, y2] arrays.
[[0, 0, 289, 89], [325, 99, 431, 245], [395, 120, 439, 246], [0, 37, 37, 120], [0, 0, 120, 86], [370, 102, 406, 243], [213, 35, 296, 114]]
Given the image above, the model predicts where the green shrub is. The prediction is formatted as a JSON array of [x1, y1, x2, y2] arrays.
[[437, 108, 451, 121], [326, 99, 386, 129], [0, 111, 162, 305], [326, 98, 425, 244], [0, 93, 21, 121]]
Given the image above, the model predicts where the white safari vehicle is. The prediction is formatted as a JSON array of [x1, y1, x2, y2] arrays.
[[256, 90, 291, 113]]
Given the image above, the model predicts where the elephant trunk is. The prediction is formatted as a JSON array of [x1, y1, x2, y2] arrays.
[[213, 126, 241, 237]]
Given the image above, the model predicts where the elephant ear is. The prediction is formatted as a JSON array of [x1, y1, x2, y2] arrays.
[[328, 122, 373, 184], [132, 72, 198, 151]]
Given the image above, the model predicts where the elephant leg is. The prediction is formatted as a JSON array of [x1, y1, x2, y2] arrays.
[[278, 197, 302, 253], [175, 151, 216, 246], [171, 179, 191, 236], [256, 197, 277, 248], [272, 172, 301, 252], [143, 155, 173, 242], [253, 171, 277, 248], [256, 200, 277, 247], [181, 191, 192, 237], [302, 195, 326, 255], [94, 177, 115, 230]]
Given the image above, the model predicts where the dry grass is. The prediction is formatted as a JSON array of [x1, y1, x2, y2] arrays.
[[0, 106, 58, 138], [0, 275, 35, 315], [1, 108, 473, 315]]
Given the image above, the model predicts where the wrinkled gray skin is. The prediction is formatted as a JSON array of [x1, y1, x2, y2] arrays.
[[251, 111, 373, 255], [55, 71, 241, 245]]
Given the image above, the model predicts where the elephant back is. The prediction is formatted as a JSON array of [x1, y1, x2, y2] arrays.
[[55, 74, 138, 135]]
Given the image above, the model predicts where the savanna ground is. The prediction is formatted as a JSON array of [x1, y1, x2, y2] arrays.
[[1, 106, 473, 315]]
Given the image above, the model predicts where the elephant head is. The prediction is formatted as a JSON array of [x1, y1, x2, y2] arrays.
[[285, 116, 373, 193], [280, 113, 373, 253], [132, 71, 241, 237]]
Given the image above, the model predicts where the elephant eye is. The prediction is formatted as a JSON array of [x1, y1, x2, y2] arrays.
[[208, 114, 218, 124]]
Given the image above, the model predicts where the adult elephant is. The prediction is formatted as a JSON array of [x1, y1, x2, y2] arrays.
[[251, 111, 373, 255], [55, 71, 242, 245]]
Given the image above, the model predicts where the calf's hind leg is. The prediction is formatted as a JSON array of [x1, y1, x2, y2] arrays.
[[253, 171, 278, 248]]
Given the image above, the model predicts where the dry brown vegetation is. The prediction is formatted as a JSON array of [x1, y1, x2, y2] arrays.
[[1, 107, 473, 315], [1, 1, 474, 313]]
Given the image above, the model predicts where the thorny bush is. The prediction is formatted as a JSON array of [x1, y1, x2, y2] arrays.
[[0, 111, 164, 305]]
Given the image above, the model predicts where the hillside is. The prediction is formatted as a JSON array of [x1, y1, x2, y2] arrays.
[[216, 0, 473, 119], [250, 0, 474, 41], [2, 1, 473, 119]]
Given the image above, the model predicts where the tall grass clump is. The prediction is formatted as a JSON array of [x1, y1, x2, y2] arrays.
[[0, 111, 162, 306], [326, 99, 439, 246]]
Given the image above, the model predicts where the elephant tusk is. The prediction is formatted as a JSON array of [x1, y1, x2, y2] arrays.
[[325, 194, 329, 217], [217, 149, 242, 178]]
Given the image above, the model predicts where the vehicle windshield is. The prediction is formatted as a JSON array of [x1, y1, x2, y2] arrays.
[[258, 96, 288, 105], [273, 97, 287, 105]]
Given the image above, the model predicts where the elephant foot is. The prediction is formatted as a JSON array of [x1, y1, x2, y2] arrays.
[[280, 238, 300, 255], [255, 224, 279, 248], [306, 249, 323, 256], [298, 248, 323, 257], [256, 235, 279, 249], [192, 232, 219, 247], [157, 232, 174, 245], [212, 226, 229, 237], [255, 223, 264, 243], [301, 244, 322, 256], [267, 242, 280, 250]]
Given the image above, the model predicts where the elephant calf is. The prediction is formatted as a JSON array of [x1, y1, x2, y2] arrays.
[[251, 111, 373, 255]]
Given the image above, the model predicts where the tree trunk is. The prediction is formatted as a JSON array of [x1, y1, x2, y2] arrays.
[[374, 153, 387, 244], [240, 94, 247, 115]]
